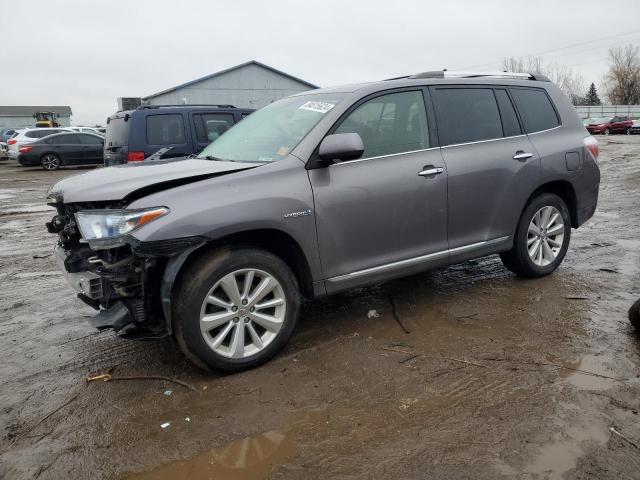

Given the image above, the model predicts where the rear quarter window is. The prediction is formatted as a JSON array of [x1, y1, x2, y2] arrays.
[[146, 114, 186, 145], [509, 88, 560, 133]]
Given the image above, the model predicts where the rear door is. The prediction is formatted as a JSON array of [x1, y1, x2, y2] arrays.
[[190, 112, 236, 153], [104, 115, 130, 165], [58, 134, 84, 163], [78, 134, 104, 163], [431, 85, 541, 252]]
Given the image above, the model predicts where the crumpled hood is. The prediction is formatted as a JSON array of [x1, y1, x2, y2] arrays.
[[48, 157, 260, 203]]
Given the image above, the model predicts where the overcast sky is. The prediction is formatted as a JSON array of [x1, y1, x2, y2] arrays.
[[4, 0, 640, 125]]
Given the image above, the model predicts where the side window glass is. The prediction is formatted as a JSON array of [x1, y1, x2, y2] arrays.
[[494, 89, 522, 137], [193, 113, 235, 143], [146, 114, 186, 145], [432, 88, 503, 145], [509, 88, 560, 133], [79, 134, 103, 145], [334, 90, 429, 159]]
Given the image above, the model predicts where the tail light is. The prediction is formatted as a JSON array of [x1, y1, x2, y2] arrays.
[[127, 151, 145, 162], [19, 146, 32, 153], [7, 139, 17, 145], [584, 136, 599, 163]]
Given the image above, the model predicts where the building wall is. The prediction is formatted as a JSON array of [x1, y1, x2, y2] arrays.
[[147, 63, 315, 109], [0, 115, 71, 129]]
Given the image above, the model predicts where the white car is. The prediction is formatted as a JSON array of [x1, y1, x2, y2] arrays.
[[7, 127, 72, 159], [0, 142, 8, 160], [68, 126, 105, 136]]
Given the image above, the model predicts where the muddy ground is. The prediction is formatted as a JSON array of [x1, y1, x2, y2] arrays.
[[0, 137, 639, 480]]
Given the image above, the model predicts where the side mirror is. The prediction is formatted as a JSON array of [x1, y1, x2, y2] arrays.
[[318, 133, 364, 163]]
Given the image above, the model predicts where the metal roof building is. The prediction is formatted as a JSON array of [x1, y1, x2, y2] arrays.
[[142, 60, 318, 109], [0, 106, 72, 129]]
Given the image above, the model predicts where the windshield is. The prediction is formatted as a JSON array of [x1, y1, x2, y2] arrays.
[[197, 93, 346, 163], [591, 117, 612, 124]]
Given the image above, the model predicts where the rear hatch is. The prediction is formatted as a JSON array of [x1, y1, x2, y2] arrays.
[[104, 113, 131, 166]]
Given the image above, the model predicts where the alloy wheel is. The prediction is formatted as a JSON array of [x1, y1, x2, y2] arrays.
[[41, 154, 60, 170], [527, 206, 565, 267], [199, 268, 286, 358]]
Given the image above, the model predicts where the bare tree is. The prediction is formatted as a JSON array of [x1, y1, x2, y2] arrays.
[[604, 45, 640, 105], [501, 56, 585, 105]]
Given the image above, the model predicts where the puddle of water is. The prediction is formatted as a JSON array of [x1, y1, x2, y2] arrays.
[[123, 430, 296, 480], [525, 422, 608, 480], [566, 353, 618, 391], [122, 410, 330, 480]]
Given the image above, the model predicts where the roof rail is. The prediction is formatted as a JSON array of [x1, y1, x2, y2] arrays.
[[136, 104, 237, 110], [407, 70, 551, 82]]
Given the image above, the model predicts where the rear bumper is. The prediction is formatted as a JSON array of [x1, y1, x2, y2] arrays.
[[17, 154, 40, 166]]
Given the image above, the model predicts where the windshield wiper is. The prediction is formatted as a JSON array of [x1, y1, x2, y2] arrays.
[[202, 155, 228, 161]]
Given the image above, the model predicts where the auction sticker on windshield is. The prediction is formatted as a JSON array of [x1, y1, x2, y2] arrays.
[[298, 101, 335, 114]]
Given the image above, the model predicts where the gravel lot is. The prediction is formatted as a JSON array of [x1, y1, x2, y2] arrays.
[[1, 137, 639, 480]]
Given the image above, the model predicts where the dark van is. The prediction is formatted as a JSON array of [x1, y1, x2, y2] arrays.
[[103, 105, 254, 165]]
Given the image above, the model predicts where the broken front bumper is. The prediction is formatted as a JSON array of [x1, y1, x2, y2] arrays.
[[55, 246, 103, 300]]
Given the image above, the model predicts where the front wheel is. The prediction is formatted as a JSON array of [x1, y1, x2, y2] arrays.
[[173, 248, 300, 372], [500, 193, 571, 278], [604, 128, 611, 135], [627, 128, 631, 135], [41, 153, 61, 170]]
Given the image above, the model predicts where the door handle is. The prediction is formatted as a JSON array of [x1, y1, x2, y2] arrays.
[[513, 151, 533, 161], [418, 166, 444, 177]]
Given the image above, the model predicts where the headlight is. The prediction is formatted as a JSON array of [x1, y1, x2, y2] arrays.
[[75, 207, 169, 248]]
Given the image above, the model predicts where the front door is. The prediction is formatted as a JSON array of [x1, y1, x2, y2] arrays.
[[308, 90, 448, 292]]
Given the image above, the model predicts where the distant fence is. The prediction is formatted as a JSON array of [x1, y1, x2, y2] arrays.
[[575, 105, 640, 119]]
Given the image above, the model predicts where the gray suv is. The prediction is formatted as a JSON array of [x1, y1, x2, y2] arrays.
[[47, 71, 600, 371]]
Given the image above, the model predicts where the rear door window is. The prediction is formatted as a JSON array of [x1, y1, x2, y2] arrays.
[[79, 134, 103, 145], [509, 88, 560, 133], [146, 114, 186, 145], [193, 113, 235, 143], [47, 134, 76, 144], [334, 90, 430, 159], [432, 88, 503, 146], [494, 89, 522, 137]]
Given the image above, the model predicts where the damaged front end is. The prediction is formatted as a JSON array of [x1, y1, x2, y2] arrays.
[[47, 198, 202, 338]]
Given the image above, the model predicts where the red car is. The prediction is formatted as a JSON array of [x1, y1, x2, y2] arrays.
[[585, 116, 634, 135]]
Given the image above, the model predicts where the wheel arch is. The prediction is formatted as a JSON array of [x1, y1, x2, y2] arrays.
[[161, 228, 316, 334], [526, 180, 578, 228]]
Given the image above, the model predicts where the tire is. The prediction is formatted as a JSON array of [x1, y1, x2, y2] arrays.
[[41, 153, 61, 170], [604, 128, 610, 135], [626, 128, 631, 135], [500, 193, 571, 278], [172, 247, 301, 372], [629, 299, 640, 332]]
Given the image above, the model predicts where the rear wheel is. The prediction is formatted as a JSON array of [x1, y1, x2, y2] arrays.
[[500, 193, 571, 278], [41, 153, 60, 170], [173, 248, 300, 371], [627, 128, 632, 135]]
